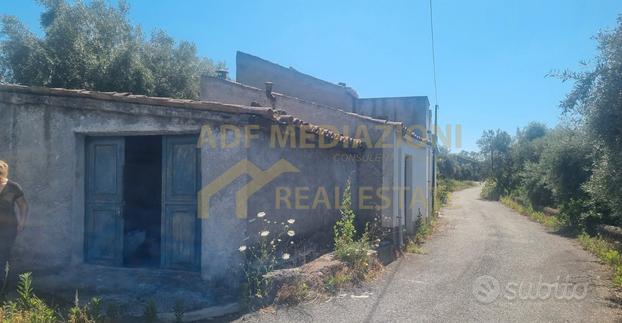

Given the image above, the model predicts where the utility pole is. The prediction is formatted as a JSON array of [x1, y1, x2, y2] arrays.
[[431, 104, 438, 215]]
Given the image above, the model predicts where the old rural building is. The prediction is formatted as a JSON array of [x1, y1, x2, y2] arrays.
[[0, 52, 433, 295]]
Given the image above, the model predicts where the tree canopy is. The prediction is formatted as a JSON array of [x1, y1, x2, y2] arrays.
[[0, 0, 224, 99]]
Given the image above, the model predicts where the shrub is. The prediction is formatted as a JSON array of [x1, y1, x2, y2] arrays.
[[274, 279, 309, 305], [333, 180, 372, 279], [240, 211, 297, 309], [323, 269, 353, 294], [0, 273, 57, 323], [405, 217, 436, 254], [480, 179, 505, 201]]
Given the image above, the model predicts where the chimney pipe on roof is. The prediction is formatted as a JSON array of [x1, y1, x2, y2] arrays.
[[265, 82, 277, 108], [216, 69, 228, 80]]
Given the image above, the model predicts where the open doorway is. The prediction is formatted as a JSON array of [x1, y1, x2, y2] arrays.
[[85, 134, 201, 271], [123, 136, 162, 268]]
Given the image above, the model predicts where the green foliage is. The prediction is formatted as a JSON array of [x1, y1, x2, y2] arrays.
[[437, 147, 485, 181], [480, 179, 504, 201], [0, 272, 57, 322], [67, 295, 104, 323], [559, 199, 589, 230], [274, 279, 309, 305], [240, 211, 296, 309], [500, 196, 562, 229], [0, 0, 224, 99], [518, 161, 554, 209], [405, 217, 437, 254], [323, 270, 353, 294], [477, 129, 513, 191], [334, 180, 357, 249], [578, 233, 622, 286], [477, 122, 597, 229], [539, 127, 592, 205], [333, 180, 372, 279], [556, 16, 622, 221]]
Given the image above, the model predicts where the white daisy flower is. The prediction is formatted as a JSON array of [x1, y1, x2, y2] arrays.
[[257, 212, 266, 218], [287, 230, 296, 237], [239, 245, 247, 252], [287, 219, 296, 224], [282, 253, 290, 260], [260, 231, 270, 237]]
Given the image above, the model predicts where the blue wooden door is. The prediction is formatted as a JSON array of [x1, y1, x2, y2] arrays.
[[161, 135, 201, 271], [85, 137, 125, 266]]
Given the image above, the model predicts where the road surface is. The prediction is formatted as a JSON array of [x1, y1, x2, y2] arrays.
[[234, 185, 621, 322]]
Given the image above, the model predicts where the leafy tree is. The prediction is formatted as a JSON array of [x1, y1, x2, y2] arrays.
[[0, 0, 224, 99], [477, 129, 513, 191], [539, 127, 592, 205], [437, 146, 485, 181], [558, 15, 622, 220]]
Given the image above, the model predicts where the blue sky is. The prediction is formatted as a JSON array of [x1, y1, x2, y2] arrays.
[[3, 0, 622, 151]]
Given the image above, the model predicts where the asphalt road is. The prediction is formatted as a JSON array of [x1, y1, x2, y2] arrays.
[[234, 185, 621, 322]]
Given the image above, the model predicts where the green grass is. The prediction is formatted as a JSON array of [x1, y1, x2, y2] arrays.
[[500, 196, 562, 229], [578, 233, 622, 286]]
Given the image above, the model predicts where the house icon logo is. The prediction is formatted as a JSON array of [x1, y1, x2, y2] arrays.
[[198, 159, 300, 219]]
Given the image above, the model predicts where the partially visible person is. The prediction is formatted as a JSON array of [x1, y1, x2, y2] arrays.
[[0, 160, 28, 274]]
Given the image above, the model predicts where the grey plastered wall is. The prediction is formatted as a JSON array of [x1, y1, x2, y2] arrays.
[[198, 123, 361, 288], [0, 90, 238, 271], [246, 127, 359, 242], [201, 76, 393, 223], [356, 97, 430, 136], [201, 76, 418, 231], [236, 51, 358, 111], [199, 124, 248, 286]]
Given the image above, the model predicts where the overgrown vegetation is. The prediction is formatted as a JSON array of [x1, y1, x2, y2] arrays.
[[333, 180, 373, 280], [0, 272, 107, 323], [405, 217, 437, 254], [578, 234, 622, 286], [0, 0, 224, 99], [477, 16, 622, 234], [323, 269, 353, 294], [500, 196, 562, 229], [240, 211, 297, 309], [274, 278, 309, 306], [470, 17, 622, 288]]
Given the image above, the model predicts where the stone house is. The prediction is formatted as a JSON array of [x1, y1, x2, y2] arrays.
[[0, 51, 433, 293]]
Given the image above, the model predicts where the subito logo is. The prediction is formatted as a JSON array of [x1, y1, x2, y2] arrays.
[[472, 275, 500, 304]]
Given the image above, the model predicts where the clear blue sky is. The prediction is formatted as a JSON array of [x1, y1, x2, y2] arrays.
[[3, 0, 622, 151]]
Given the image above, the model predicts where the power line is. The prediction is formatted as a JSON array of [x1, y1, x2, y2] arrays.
[[429, 0, 440, 216], [429, 0, 439, 106]]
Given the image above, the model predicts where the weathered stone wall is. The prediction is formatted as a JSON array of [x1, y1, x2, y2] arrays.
[[236, 51, 358, 111], [0, 87, 377, 290], [199, 125, 362, 288], [0, 89, 237, 272]]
